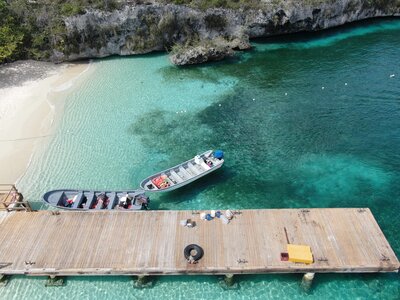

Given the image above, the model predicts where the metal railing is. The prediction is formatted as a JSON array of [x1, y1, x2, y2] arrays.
[[0, 184, 32, 212]]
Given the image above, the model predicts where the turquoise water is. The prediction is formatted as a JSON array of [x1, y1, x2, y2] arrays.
[[4, 18, 400, 298]]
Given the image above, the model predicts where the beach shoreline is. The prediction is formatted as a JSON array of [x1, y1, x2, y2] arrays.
[[0, 60, 92, 184]]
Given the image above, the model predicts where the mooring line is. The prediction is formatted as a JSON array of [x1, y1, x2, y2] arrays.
[[0, 134, 52, 142]]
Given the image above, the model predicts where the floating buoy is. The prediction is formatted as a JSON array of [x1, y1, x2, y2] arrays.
[[252, 98, 255, 101], [390, 74, 395, 78], [321, 87, 325, 90], [219, 104, 221, 107], [285, 93, 288, 96], [345, 83, 348, 86]]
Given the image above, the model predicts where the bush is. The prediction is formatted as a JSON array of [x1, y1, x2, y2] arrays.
[[164, 0, 262, 10], [61, 3, 85, 16]]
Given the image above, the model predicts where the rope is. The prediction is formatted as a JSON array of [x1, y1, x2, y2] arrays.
[[0, 134, 52, 142]]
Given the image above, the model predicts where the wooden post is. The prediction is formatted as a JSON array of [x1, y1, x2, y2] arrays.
[[224, 274, 234, 287], [0, 275, 9, 287], [301, 273, 315, 292], [45, 276, 64, 287], [133, 275, 152, 288]]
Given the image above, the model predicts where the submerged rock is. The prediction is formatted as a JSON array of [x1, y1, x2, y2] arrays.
[[170, 44, 234, 66], [51, 1, 400, 64]]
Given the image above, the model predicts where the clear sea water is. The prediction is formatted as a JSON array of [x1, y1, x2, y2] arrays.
[[3, 18, 400, 299]]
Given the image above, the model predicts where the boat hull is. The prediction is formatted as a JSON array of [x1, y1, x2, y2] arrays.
[[140, 150, 224, 192], [42, 189, 149, 211]]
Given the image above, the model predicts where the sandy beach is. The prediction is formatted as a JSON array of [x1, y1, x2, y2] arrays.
[[0, 60, 91, 183]]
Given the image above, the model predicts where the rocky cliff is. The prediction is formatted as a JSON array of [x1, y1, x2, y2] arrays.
[[55, 0, 400, 64]]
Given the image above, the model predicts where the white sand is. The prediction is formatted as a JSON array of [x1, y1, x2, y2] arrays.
[[0, 61, 91, 183]]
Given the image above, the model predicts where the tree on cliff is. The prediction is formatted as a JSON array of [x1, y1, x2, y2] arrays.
[[0, 0, 24, 63]]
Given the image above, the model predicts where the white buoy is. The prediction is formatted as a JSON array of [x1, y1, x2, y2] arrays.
[[345, 83, 348, 86], [252, 98, 255, 101], [390, 74, 395, 78], [285, 93, 288, 96], [219, 104, 222, 107], [321, 86, 325, 90]]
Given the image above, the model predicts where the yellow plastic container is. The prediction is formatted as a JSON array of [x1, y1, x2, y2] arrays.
[[287, 244, 313, 264]]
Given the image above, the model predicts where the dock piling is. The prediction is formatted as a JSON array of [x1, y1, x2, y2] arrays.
[[224, 274, 234, 286], [133, 275, 152, 288], [45, 276, 64, 287], [300, 273, 315, 292], [0, 275, 9, 287]]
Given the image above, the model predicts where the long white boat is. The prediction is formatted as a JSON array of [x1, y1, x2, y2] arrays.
[[139, 150, 224, 192]]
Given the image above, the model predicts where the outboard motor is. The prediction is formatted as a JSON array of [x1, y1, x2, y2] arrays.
[[213, 150, 224, 160]]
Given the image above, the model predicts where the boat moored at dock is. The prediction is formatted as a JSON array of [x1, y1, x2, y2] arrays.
[[43, 189, 149, 210], [140, 150, 224, 192]]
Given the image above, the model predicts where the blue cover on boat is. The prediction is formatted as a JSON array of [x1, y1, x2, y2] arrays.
[[214, 150, 224, 159]]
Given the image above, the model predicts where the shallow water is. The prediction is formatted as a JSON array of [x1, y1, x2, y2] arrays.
[[5, 18, 400, 299]]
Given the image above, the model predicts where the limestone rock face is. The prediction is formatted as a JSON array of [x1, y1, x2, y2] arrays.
[[53, 1, 400, 64], [170, 45, 234, 65]]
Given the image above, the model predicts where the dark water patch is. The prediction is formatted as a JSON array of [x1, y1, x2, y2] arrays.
[[154, 168, 230, 209], [127, 109, 213, 162], [159, 59, 240, 85]]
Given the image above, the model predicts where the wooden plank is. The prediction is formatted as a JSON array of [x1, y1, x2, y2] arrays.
[[0, 209, 397, 276]]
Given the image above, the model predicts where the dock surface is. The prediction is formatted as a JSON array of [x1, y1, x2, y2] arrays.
[[0, 208, 398, 276]]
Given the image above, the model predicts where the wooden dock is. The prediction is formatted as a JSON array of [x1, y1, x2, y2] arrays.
[[0, 208, 398, 276]]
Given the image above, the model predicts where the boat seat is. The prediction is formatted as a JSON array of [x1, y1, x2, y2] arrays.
[[169, 170, 183, 183], [107, 192, 117, 209], [72, 193, 84, 209], [179, 166, 192, 179], [192, 160, 204, 170], [184, 164, 197, 177], [188, 162, 201, 175], [200, 160, 211, 170], [85, 193, 95, 209]]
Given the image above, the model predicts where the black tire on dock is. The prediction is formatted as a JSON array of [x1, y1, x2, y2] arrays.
[[184, 244, 204, 261]]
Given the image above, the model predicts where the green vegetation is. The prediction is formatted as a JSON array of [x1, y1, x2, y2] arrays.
[[162, 0, 263, 10], [0, 0, 24, 63], [0, 0, 399, 64], [0, 0, 122, 63]]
